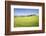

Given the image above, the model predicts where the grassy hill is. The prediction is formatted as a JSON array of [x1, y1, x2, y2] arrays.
[[14, 16, 39, 27]]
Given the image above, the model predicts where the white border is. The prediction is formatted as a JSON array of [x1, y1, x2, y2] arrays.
[[11, 5, 42, 31]]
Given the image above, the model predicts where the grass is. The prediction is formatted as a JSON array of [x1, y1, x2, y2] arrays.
[[14, 16, 39, 27]]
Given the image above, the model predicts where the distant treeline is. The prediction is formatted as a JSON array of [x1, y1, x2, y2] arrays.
[[15, 14, 38, 17]]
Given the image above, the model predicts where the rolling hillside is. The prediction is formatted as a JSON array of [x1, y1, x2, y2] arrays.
[[14, 15, 39, 27]]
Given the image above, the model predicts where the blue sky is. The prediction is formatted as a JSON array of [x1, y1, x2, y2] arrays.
[[14, 8, 39, 16]]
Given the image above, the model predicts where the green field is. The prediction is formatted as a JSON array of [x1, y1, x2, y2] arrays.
[[14, 16, 39, 27]]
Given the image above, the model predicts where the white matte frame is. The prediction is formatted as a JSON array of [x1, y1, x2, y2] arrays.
[[10, 5, 42, 32]]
